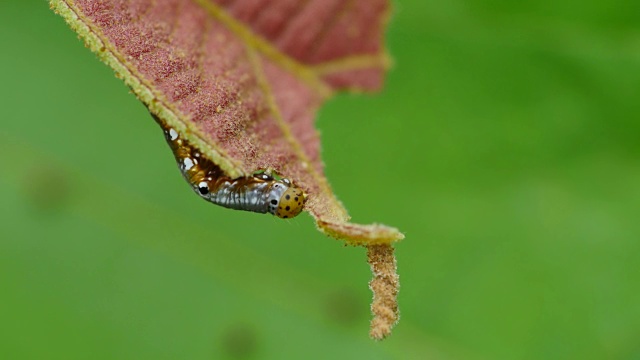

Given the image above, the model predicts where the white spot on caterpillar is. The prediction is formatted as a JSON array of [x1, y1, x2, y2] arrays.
[[182, 158, 195, 170], [169, 128, 178, 141]]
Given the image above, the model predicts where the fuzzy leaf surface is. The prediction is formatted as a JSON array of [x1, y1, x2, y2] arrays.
[[50, 0, 403, 244]]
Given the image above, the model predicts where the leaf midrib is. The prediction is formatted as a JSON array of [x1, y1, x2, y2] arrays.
[[194, 0, 350, 220]]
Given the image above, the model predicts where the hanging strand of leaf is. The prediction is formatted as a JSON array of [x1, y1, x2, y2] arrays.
[[50, 0, 403, 339]]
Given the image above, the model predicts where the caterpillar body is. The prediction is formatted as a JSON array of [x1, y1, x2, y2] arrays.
[[152, 114, 306, 219]]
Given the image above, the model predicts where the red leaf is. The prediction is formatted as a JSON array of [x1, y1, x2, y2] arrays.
[[51, 0, 402, 339]]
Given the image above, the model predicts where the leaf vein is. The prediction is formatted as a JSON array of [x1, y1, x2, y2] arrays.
[[244, 45, 346, 218], [305, 0, 353, 60], [192, 0, 333, 98]]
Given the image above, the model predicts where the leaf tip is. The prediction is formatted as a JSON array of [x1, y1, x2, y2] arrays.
[[315, 220, 404, 246]]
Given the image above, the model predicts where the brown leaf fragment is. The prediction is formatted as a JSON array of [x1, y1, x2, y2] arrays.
[[50, 0, 404, 339], [49, 0, 402, 244], [367, 244, 399, 340]]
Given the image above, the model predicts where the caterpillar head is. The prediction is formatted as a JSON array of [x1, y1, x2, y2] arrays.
[[265, 179, 306, 219], [275, 186, 306, 219]]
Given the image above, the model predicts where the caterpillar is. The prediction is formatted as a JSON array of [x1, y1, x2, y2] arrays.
[[151, 114, 306, 219]]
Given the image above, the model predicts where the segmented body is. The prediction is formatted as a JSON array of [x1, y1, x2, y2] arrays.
[[152, 114, 305, 218]]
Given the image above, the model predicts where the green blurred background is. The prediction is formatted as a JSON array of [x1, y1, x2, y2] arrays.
[[2, 1, 640, 359]]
